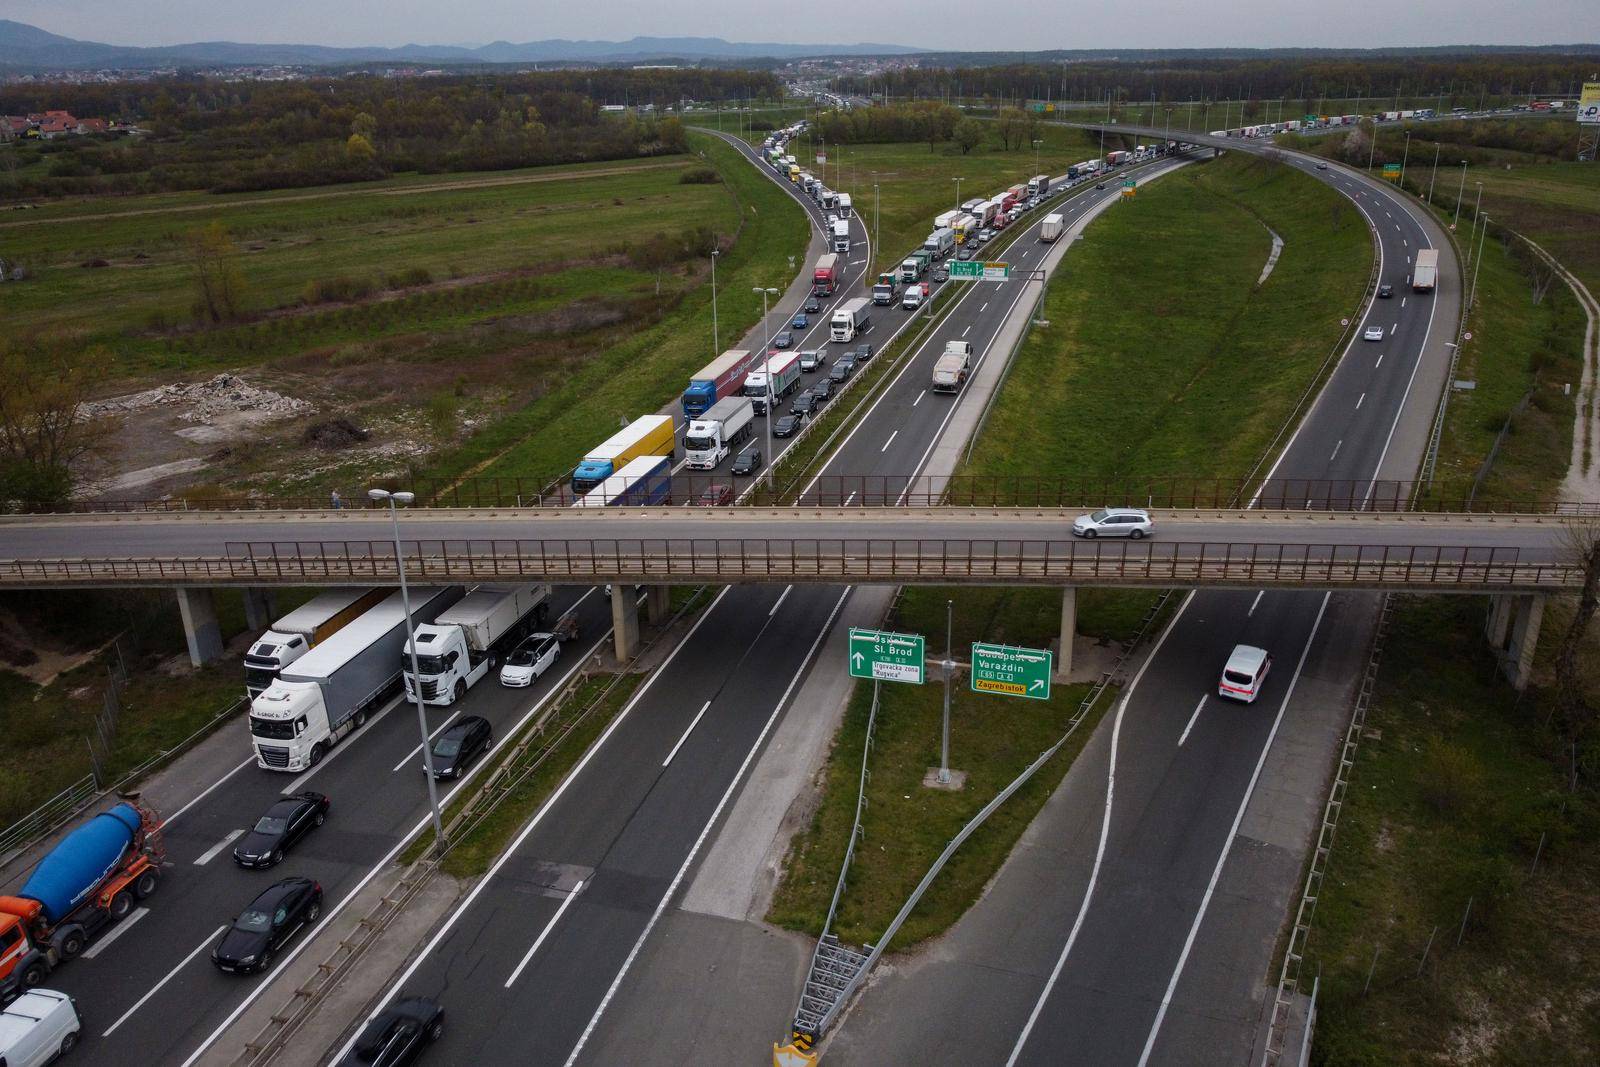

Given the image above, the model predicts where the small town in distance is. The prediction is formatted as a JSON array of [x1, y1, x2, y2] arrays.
[[1, 8, 1599, 1067]]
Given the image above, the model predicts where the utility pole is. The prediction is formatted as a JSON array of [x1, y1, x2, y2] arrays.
[[1427, 141, 1442, 203], [938, 599, 954, 785]]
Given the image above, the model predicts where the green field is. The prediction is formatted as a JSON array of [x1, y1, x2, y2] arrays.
[[768, 150, 1372, 950]]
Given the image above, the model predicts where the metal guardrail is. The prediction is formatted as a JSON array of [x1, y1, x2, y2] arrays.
[[0, 775, 97, 870], [0, 538, 1577, 592]]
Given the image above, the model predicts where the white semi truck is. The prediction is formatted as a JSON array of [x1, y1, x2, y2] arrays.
[[249, 587, 463, 772], [403, 584, 553, 706], [831, 297, 872, 343], [684, 396, 756, 469], [243, 589, 388, 698], [932, 341, 972, 393]]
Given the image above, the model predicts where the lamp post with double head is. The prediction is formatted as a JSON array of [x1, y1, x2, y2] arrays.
[[753, 286, 779, 490], [368, 488, 447, 855]]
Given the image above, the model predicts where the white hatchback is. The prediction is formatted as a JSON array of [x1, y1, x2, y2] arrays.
[[1071, 508, 1153, 539], [499, 632, 561, 688], [1219, 644, 1272, 703]]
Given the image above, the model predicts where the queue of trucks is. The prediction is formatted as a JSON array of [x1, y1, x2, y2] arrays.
[[244, 589, 389, 698], [683, 348, 755, 417], [831, 297, 871, 343], [403, 584, 552, 707], [685, 395, 756, 469], [744, 351, 802, 414], [570, 414, 675, 493]]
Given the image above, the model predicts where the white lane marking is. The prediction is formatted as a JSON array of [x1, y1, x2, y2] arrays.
[[1136, 595, 1333, 1065], [193, 829, 244, 866], [962, 325, 972, 337], [1375, 352, 1385, 368], [1330, 439, 1342, 461], [1006, 592, 1196, 1066], [1385, 210, 1391, 218], [1404, 239, 1409, 247], [1356, 392, 1366, 410], [392, 709, 462, 773], [83, 907, 149, 959], [160, 756, 254, 828], [563, 587, 854, 1067], [1392, 321, 1399, 333], [281, 691, 405, 794], [662, 701, 713, 768], [912, 389, 926, 407], [980, 302, 989, 312], [1178, 697, 1207, 747], [330, 588, 734, 1066], [103, 925, 227, 1036], [881, 430, 899, 452], [504, 879, 586, 988], [1248, 591, 1265, 616], [849, 259, 865, 265], [843, 491, 857, 506]]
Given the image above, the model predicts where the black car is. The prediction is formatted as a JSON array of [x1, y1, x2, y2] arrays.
[[773, 413, 804, 437], [855, 342, 875, 362], [213, 877, 323, 973], [811, 378, 835, 403], [956, 247, 975, 261], [233, 791, 330, 868], [803, 296, 822, 314], [1377, 283, 1394, 298], [829, 358, 856, 384], [427, 715, 492, 780], [932, 267, 950, 283], [339, 998, 444, 1066], [731, 445, 762, 475], [791, 391, 818, 417], [1095, 182, 1107, 190]]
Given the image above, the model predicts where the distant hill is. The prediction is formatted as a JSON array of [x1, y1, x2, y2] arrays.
[[0, 20, 925, 69]]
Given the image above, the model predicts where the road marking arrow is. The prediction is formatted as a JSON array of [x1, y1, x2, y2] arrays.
[[1029, 679, 1044, 692]]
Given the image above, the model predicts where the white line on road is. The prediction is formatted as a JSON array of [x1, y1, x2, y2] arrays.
[[282, 692, 405, 794], [662, 701, 713, 768], [193, 829, 244, 866], [881, 430, 899, 452], [962, 325, 972, 337], [392, 709, 462, 773], [1375, 352, 1384, 367], [980, 302, 989, 312], [1356, 392, 1366, 410], [160, 756, 254, 829], [912, 389, 926, 407], [504, 880, 586, 988], [769, 585, 792, 617], [104, 925, 226, 1036], [83, 907, 149, 959], [1178, 697, 1207, 747], [1330, 439, 1342, 461], [1392, 321, 1399, 332], [843, 491, 857, 506], [1136, 595, 1333, 1066], [849, 259, 865, 265], [1248, 591, 1265, 616]]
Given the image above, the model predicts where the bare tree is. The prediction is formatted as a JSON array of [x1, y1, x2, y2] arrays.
[[187, 222, 247, 324], [1554, 522, 1600, 738], [0, 333, 116, 505]]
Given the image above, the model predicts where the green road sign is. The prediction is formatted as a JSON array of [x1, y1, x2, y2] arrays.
[[849, 628, 925, 684], [970, 642, 1053, 700], [981, 262, 1011, 281], [949, 260, 982, 280], [1382, 163, 1401, 180]]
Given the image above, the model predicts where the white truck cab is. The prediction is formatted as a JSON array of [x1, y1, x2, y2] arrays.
[[404, 585, 551, 707]]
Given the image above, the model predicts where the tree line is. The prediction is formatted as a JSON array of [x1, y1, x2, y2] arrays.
[[0, 69, 782, 197]]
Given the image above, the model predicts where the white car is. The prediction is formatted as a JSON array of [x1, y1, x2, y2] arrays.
[[1363, 325, 1384, 341], [1219, 644, 1272, 703], [1071, 508, 1153, 539], [499, 632, 561, 687]]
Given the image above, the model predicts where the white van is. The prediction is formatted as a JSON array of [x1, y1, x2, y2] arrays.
[[0, 989, 80, 1066], [1218, 645, 1272, 703]]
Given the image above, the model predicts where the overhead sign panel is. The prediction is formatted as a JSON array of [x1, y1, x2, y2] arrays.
[[982, 262, 1011, 282], [970, 642, 1053, 701], [949, 260, 983, 280], [848, 628, 925, 684], [1579, 83, 1600, 125]]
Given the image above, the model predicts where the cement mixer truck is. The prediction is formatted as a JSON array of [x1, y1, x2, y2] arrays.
[[0, 799, 164, 998]]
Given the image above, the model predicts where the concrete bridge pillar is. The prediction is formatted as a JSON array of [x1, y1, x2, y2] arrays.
[[1056, 586, 1078, 680], [176, 588, 224, 667], [1485, 593, 1546, 691], [611, 585, 641, 663], [645, 585, 672, 626], [243, 587, 277, 632]]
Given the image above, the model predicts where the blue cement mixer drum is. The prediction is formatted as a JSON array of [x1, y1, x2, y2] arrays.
[[20, 803, 141, 923]]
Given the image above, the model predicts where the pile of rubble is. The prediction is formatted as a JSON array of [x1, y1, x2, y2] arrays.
[[85, 374, 312, 424]]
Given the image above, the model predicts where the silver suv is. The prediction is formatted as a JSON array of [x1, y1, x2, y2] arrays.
[[1072, 508, 1153, 539]]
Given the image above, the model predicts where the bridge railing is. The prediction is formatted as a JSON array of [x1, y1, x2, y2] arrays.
[[11, 475, 1598, 516], [0, 539, 1580, 591]]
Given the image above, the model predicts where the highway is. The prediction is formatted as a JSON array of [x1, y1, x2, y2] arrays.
[[825, 126, 1470, 1065], [325, 139, 1197, 1066]]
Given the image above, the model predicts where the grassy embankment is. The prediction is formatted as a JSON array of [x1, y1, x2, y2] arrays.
[[767, 151, 1371, 947], [1301, 127, 1600, 1067]]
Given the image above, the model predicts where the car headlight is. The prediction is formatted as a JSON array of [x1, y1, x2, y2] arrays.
[[238, 955, 257, 966]]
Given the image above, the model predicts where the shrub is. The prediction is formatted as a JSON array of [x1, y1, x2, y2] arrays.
[[679, 167, 721, 185], [1417, 738, 1484, 817], [302, 274, 376, 305]]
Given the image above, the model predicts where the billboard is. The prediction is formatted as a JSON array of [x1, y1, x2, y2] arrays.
[[1580, 82, 1600, 125]]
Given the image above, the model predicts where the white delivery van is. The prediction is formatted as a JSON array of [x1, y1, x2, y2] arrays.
[[0, 989, 80, 1066], [1218, 644, 1273, 703]]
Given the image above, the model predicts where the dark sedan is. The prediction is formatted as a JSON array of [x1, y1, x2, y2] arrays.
[[829, 358, 856, 384], [773, 331, 794, 349], [213, 877, 322, 973], [233, 791, 330, 868], [811, 378, 835, 403], [790, 391, 819, 417], [855, 342, 874, 362], [427, 715, 492, 780], [339, 997, 445, 1066], [803, 296, 822, 314], [773, 413, 804, 437], [731, 446, 762, 475]]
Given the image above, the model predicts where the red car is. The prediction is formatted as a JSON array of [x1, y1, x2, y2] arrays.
[[695, 484, 733, 506]]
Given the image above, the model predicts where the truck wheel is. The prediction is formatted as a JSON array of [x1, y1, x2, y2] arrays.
[[55, 927, 85, 960], [108, 890, 134, 921], [20, 958, 48, 988], [134, 869, 159, 899], [353, 708, 368, 728], [453, 680, 467, 703], [309, 742, 326, 767]]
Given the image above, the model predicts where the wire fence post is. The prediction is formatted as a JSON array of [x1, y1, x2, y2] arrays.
[[1416, 925, 1439, 977], [1455, 896, 1473, 947], [1361, 945, 1380, 996]]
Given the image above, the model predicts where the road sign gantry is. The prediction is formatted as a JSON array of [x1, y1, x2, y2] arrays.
[[970, 642, 1053, 701], [848, 628, 925, 684]]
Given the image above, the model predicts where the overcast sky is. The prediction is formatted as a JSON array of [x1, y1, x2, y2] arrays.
[[5, 0, 1593, 51]]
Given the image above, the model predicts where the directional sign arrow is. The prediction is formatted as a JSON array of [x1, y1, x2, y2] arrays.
[[851, 652, 864, 668], [1029, 679, 1044, 692]]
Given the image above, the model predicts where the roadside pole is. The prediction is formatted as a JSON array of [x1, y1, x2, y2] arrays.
[[939, 600, 953, 785]]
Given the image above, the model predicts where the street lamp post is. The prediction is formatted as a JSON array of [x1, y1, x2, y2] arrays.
[[710, 248, 720, 355], [1453, 160, 1469, 227], [753, 286, 779, 490], [1467, 181, 1485, 262], [1470, 213, 1490, 309], [1032, 138, 1043, 175], [953, 176, 963, 210], [368, 488, 447, 855], [1426, 141, 1442, 203], [1399, 131, 1412, 189]]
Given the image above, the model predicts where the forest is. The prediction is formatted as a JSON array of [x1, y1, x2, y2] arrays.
[[0, 68, 782, 196]]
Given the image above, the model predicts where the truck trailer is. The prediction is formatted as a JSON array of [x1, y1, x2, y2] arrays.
[[742, 352, 802, 414], [811, 253, 840, 296], [0, 800, 164, 997], [249, 587, 464, 772], [575, 455, 673, 507], [932, 342, 972, 393], [684, 396, 756, 469], [1412, 248, 1439, 293], [403, 584, 552, 706], [900, 249, 932, 282], [571, 414, 675, 493], [934, 210, 960, 231], [831, 298, 872, 343], [872, 272, 900, 305], [924, 229, 956, 259], [682, 349, 753, 417], [243, 589, 388, 698], [1040, 213, 1065, 242], [832, 219, 851, 253]]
